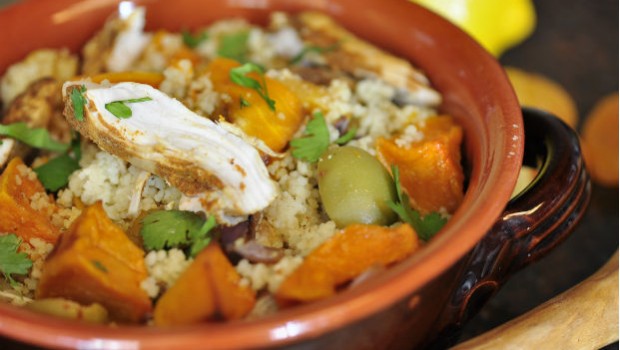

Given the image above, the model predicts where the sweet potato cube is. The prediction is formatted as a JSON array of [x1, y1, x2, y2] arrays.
[[376, 116, 464, 215], [153, 243, 255, 326], [0, 157, 59, 243], [276, 224, 419, 302], [36, 202, 151, 323], [206, 58, 304, 152]]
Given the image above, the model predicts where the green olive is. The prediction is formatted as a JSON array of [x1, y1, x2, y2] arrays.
[[26, 298, 109, 323], [318, 146, 398, 227]]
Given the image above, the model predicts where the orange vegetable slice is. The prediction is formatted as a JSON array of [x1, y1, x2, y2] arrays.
[[205, 58, 304, 152], [0, 157, 59, 244], [376, 115, 464, 215], [581, 92, 619, 187], [153, 243, 256, 326], [276, 224, 419, 302], [86, 71, 165, 87], [36, 202, 152, 323], [505, 66, 578, 128]]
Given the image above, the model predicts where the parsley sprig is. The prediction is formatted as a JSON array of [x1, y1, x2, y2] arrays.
[[218, 31, 250, 63], [0, 122, 69, 152], [229, 63, 276, 111], [33, 133, 82, 192], [105, 97, 152, 119], [140, 210, 217, 257], [290, 112, 357, 163], [0, 234, 33, 286], [387, 165, 447, 241]]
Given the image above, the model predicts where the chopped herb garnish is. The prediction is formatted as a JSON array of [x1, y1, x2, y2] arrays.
[[0, 122, 69, 152], [91, 260, 108, 273], [0, 234, 33, 286], [182, 29, 209, 48], [387, 165, 447, 241], [188, 215, 217, 257], [335, 127, 358, 145], [289, 43, 339, 65], [140, 210, 217, 257], [229, 63, 276, 111], [34, 154, 80, 192], [290, 111, 330, 163], [105, 97, 152, 119], [240, 97, 251, 108], [218, 31, 250, 62], [70, 85, 87, 121]]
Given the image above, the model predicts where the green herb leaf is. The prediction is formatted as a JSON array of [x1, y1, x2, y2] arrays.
[[0, 234, 33, 285], [335, 127, 357, 145], [182, 29, 209, 48], [229, 63, 276, 111], [289, 43, 339, 65], [91, 260, 108, 273], [70, 85, 87, 121], [239, 97, 251, 108], [0, 122, 69, 152], [290, 111, 331, 163], [218, 31, 249, 62], [387, 166, 447, 241], [188, 215, 216, 257], [140, 210, 217, 256], [33, 154, 80, 192], [105, 97, 152, 119]]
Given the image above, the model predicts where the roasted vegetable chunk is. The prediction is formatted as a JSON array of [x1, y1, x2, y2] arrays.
[[36, 202, 151, 323], [377, 116, 464, 215], [206, 58, 304, 152], [0, 157, 59, 243], [276, 224, 419, 302], [154, 242, 255, 326]]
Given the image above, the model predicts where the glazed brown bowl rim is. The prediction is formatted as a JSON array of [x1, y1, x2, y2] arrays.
[[0, 0, 523, 348]]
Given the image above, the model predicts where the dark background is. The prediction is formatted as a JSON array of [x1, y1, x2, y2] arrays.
[[460, 0, 619, 348], [0, 0, 617, 349]]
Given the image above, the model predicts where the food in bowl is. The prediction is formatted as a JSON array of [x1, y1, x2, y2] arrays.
[[0, 6, 465, 326]]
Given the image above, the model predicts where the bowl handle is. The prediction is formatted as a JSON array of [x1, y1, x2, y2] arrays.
[[431, 108, 592, 348]]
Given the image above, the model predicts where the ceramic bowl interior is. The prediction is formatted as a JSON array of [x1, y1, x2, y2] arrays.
[[0, 0, 523, 348]]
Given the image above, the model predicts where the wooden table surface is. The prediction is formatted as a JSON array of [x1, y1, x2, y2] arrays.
[[0, 0, 617, 349]]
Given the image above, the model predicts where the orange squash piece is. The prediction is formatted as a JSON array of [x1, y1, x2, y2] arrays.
[[205, 58, 304, 152], [376, 116, 464, 215], [153, 243, 255, 326], [86, 71, 165, 87], [0, 157, 60, 244], [276, 224, 419, 302], [36, 202, 151, 323]]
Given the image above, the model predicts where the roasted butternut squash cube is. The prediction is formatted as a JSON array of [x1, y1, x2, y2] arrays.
[[36, 202, 151, 323], [276, 224, 419, 302], [205, 58, 304, 152], [377, 115, 464, 215], [154, 243, 255, 326], [0, 157, 59, 243]]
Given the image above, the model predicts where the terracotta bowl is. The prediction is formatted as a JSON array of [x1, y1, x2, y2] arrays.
[[0, 0, 590, 349]]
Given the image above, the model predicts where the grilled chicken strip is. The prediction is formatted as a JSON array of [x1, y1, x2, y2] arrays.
[[62, 81, 278, 224]]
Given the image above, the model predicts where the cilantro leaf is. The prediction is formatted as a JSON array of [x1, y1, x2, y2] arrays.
[[289, 43, 339, 65], [105, 97, 152, 119], [140, 210, 217, 256], [0, 122, 69, 152], [218, 31, 249, 62], [335, 127, 357, 145], [33, 154, 80, 192], [188, 215, 217, 257], [70, 85, 87, 121], [0, 234, 33, 285], [229, 63, 276, 111], [182, 29, 209, 48], [387, 165, 447, 241], [240, 97, 251, 108], [290, 111, 331, 163]]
